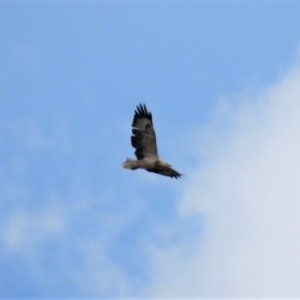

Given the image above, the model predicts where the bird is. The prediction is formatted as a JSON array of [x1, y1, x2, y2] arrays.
[[122, 104, 182, 179]]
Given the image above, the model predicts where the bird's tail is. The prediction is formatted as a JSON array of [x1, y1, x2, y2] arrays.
[[122, 158, 139, 170]]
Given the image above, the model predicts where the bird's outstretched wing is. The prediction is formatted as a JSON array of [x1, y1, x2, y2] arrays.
[[146, 165, 182, 179], [131, 104, 158, 160]]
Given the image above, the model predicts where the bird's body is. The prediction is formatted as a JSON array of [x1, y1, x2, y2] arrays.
[[122, 104, 182, 179]]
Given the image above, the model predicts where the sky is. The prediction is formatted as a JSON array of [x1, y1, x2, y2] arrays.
[[1, 1, 300, 298]]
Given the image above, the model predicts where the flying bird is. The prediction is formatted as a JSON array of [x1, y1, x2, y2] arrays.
[[122, 104, 182, 179]]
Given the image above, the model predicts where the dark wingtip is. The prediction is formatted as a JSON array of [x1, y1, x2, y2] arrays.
[[173, 173, 183, 179], [136, 103, 148, 115], [133, 103, 152, 124]]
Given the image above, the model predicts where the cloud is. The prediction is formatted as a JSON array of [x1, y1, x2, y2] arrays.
[[2, 207, 65, 253], [3, 53, 300, 297], [145, 59, 300, 297], [1, 120, 71, 152], [0, 116, 146, 297], [0, 178, 145, 297]]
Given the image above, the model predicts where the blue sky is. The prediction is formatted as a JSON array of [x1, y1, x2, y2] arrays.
[[2, 1, 300, 297]]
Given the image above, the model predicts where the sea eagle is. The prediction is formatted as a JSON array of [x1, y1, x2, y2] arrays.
[[122, 104, 182, 179]]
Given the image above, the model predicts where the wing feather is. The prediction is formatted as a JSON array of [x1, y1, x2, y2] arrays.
[[131, 104, 158, 160], [146, 166, 182, 179]]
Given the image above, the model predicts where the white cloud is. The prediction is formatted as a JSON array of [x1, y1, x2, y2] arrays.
[[1, 120, 71, 152], [145, 60, 300, 297], [2, 207, 65, 253], [0, 115, 147, 296], [0, 183, 145, 297]]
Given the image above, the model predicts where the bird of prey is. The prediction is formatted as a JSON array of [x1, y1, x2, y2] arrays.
[[122, 104, 182, 179]]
